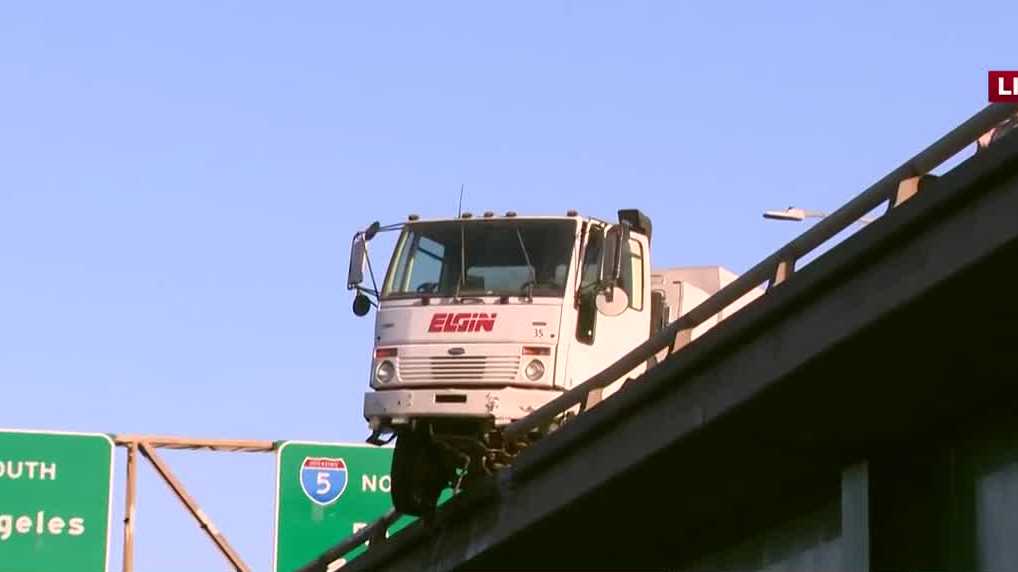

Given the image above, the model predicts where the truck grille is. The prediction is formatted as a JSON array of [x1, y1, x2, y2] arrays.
[[397, 355, 521, 383]]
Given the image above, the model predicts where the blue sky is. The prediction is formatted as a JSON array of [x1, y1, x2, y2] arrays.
[[0, 2, 1011, 570]]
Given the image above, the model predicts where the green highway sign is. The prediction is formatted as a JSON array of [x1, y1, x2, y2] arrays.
[[0, 429, 114, 572], [274, 442, 417, 571]]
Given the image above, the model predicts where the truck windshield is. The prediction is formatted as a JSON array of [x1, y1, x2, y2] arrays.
[[382, 219, 577, 299]]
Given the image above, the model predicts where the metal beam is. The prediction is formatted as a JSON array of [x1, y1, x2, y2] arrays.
[[115, 434, 277, 453], [138, 442, 252, 572]]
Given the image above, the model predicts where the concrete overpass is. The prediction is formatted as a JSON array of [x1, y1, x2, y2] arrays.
[[337, 106, 1018, 571]]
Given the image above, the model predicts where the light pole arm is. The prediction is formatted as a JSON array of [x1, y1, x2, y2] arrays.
[[763, 206, 874, 226]]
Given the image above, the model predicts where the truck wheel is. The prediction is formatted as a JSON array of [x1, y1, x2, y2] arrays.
[[391, 427, 449, 516]]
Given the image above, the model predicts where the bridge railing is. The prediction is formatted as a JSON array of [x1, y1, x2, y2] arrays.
[[502, 102, 1018, 442], [295, 103, 1017, 572], [293, 509, 401, 572]]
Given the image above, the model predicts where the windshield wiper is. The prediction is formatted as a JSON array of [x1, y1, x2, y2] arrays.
[[515, 227, 536, 302]]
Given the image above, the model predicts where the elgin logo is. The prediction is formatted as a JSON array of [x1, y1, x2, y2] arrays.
[[989, 71, 1018, 102], [428, 312, 497, 333]]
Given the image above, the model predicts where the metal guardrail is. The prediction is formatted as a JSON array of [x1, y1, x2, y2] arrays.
[[294, 509, 402, 572], [296, 102, 1017, 571], [502, 102, 1018, 441]]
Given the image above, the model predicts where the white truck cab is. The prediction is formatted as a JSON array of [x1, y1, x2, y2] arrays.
[[347, 209, 758, 514]]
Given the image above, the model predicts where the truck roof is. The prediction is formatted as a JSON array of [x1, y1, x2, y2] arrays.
[[401, 213, 600, 225], [399, 209, 651, 239]]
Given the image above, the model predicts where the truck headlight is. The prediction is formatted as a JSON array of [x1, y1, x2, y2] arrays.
[[524, 359, 545, 381], [375, 360, 396, 384]]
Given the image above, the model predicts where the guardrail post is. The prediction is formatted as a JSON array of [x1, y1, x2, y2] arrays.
[[369, 521, 388, 548], [581, 388, 604, 412], [769, 257, 796, 288], [670, 328, 693, 354], [890, 174, 938, 209]]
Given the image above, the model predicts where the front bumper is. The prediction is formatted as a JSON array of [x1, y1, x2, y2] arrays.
[[364, 386, 561, 429]]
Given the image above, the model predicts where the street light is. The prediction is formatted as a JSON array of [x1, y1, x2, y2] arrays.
[[763, 206, 875, 225]]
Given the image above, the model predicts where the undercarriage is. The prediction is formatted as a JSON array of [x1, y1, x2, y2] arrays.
[[386, 415, 569, 516]]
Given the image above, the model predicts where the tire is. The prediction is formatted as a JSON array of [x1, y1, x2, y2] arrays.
[[391, 427, 450, 516]]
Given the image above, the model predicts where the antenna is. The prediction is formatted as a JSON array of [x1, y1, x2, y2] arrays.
[[457, 184, 464, 217]]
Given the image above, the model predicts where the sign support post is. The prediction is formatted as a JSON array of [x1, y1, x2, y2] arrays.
[[122, 443, 137, 572]]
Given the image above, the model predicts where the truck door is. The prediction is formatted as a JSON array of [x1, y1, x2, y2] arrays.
[[566, 223, 651, 397]]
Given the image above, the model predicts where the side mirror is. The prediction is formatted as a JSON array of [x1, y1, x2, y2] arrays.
[[347, 236, 366, 289], [352, 293, 373, 317], [348, 221, 383, 289], [364, 221, 381, 241], [600, 223, 630, 296], [595, 286, 629, 316]]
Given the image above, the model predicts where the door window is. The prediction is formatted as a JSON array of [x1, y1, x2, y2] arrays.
[[579, 227, 604, 290], [576, 226, 604, 344]]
